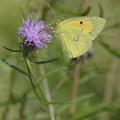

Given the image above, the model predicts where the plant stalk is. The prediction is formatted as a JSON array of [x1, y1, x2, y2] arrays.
[[25, 58, 43, 107], [39, 64, 55, 120], [69, 60, 80, 116]]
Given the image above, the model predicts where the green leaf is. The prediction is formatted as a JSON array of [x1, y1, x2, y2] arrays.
[[98, 2, 104, 17], [2, 58, 28, 76], [0, 91, 28, 107], [55, 93, 95, 115], [105, 23, 120, 30], [3, 46, 21, 52], [68, 103, 109, 120], [31, 58, 59, 65], [81, 6, 91, 16], [46, 94, 94, 105], [80, 71, 98, 85], [0, 96, 20, 107], [53, 6, 80, 17], [100, 41, 120, 58], [34, 67, 68, 87], [80, 69, 108, 85]]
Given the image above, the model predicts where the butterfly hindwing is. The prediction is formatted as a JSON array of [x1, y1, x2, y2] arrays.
[[56, 23, 92, 58]]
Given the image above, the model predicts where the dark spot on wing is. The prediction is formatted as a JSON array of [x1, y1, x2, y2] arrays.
[[80, 21, 83, 24]]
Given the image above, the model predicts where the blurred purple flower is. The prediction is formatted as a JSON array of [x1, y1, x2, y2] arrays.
[[18, 16, 52, 52], [73, 47, 93, 62]]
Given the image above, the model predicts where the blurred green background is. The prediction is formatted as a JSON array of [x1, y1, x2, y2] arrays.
[[0, 0, 120, 120]]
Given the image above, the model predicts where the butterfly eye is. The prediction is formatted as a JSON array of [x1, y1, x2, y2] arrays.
[[80, 21, 83, 24]]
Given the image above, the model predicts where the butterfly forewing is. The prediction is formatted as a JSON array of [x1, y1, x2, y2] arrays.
[[86, 17, 106, 40]]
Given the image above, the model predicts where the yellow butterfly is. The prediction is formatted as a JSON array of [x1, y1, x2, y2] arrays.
[[55, 17, 106, 58]]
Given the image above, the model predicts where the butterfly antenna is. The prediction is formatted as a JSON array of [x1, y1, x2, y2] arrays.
[[47, 4, 57, 19]]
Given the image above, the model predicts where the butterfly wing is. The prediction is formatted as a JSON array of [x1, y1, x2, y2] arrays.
[[83, 17, 106, 40], [55, 17, 106, 58], [56, 24, 92, 58]]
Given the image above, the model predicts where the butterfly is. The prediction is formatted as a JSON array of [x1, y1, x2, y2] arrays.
[[55, 17, 106, 58]]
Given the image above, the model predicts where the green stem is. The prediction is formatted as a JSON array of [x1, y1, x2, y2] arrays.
[[25, 57, 44, 107], [26, 59, 47, 101]]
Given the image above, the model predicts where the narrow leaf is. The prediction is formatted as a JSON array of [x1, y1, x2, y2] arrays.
[[68, 103, 109, 120], [2, 58, 28, 76], [56, 93, 95, 115], [3, 46, 21, 52], [35, 67, 68, 87], [31, 58, 59, 65], [98, 2, 104, 17], [0, 96, 20, 107], [46, 93, 94, 105], [81, 6, 91, 16], [100, 41, 120, 58], [105, 23, 120, 30]]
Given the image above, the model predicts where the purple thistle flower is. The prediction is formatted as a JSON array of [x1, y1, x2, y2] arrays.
[[18, 16, 52, 55]]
